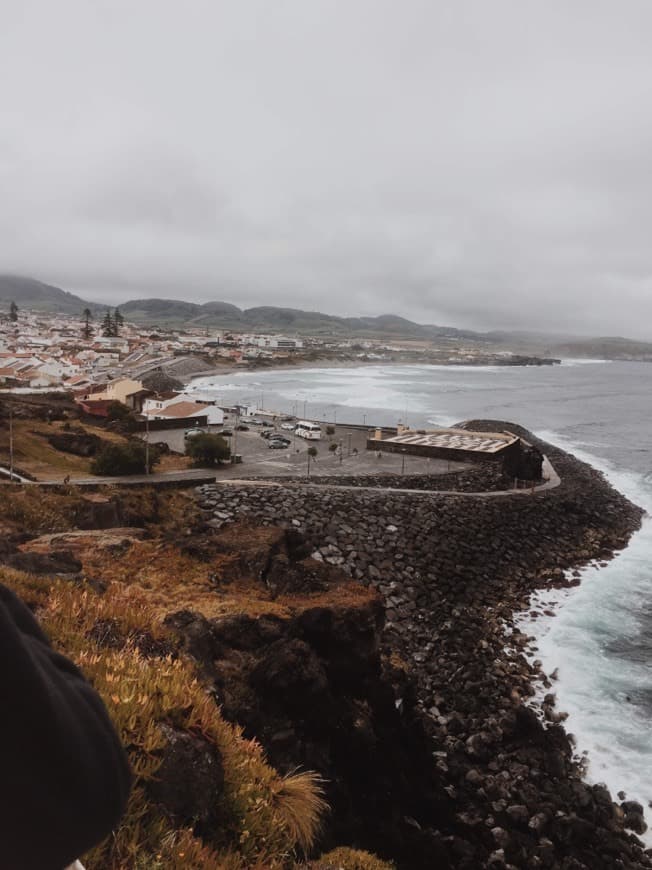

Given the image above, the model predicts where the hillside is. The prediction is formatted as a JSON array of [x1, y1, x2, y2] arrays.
[[0, 275, 103, 316], [5, 274, 650, 351], [548, 335, 652, 360], [121, 297, 489, 339]]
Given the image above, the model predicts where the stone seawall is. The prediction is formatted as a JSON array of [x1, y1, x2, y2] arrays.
[[195, 424, 652, 868], [197, 445, 639, 707]]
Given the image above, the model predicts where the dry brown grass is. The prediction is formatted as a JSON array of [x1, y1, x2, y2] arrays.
[[312, 847, 395, 869], [1, 568, 330, 868], [271, 771, 328, 855], [0, 486, 81, 533], [0, 417, 190, 478], [0, 486, 386, 868], [74, 538, 373, 621]]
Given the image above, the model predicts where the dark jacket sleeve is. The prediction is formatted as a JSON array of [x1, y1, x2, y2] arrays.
[[0, 584, 132, 870]]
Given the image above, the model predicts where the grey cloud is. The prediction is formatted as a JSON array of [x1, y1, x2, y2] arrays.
[[2, 0, 652, 337]]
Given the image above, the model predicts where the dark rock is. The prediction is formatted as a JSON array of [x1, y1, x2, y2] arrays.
[[5, 549, 82, 575], [148, 724, 224, 835]]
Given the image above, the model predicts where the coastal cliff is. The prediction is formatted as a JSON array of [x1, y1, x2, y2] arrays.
[[195, 422, 650, 868], [0, 422, 649, 868]]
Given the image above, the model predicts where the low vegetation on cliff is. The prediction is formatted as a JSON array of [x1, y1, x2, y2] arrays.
[[0, 487, 392, 869]]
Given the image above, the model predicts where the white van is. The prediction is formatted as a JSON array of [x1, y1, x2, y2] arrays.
[[295, 420, 322, 440]]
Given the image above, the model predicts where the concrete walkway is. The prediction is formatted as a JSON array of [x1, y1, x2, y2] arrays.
[[0, 456, 560, 496], [1, 468, 217, 488], [213, 455, 561, 499]]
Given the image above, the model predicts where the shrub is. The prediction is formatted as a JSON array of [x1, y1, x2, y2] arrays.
[[90, 441, 160, 476], [325, 426, 335, 436], [315, 847, 395, 869], [328, 443, 338, 453], [106, 402, 139, 433], [185, 433, 230, 467]]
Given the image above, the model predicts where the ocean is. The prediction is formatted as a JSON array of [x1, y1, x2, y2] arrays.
[[191, 360, 652, 824]]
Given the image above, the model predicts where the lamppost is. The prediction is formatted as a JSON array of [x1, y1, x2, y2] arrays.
[[145, 413, 150, 475], [401, 448, 407, 475], [232, 410, 239, 462], [363, 413, 367, 427], [9, 408, 14, 482]]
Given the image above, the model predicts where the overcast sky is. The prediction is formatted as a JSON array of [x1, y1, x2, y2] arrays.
[[2, 1, 652, 336]]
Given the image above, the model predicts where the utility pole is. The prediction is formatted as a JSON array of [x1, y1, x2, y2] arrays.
[[363, 413, 367, 427], [9, 409, 14, 482], [232, 410, 239, 462], [401, 449, 406, 475], [303, 400, 307, 418], [144, 413, 150, 475]]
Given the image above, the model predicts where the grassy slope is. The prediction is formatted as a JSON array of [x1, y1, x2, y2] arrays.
[[0, 419, 190, 479], [0, 488, 391, 869]]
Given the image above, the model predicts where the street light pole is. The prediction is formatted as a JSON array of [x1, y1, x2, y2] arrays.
[[232, 410, 239, 462], [145, 413, 150, 475], [9, 409, 14, 482]]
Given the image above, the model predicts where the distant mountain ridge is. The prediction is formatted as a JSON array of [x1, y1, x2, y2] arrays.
[[3, 275, 652, 356], [118, 298, 487, 339], [0, 275, 484, 339]]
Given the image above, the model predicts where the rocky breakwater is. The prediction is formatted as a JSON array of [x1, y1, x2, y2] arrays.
[[195, 422, 651, 869]]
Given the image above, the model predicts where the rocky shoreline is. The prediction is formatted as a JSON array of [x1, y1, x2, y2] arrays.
[[194, 422, 652, 869]]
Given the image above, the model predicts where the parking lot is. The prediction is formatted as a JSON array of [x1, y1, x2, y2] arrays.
[[143, 420, 468, 480]]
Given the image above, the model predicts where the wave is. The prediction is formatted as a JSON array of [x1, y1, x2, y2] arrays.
[[520, 430, 652, 840]]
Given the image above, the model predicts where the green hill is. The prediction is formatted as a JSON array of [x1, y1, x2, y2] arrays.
[[0, 275, 103, 315]]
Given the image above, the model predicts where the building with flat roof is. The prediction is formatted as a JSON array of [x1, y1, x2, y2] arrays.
[[367, 426, 520, 465]]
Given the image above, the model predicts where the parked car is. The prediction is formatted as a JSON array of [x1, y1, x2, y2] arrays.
[[184, 427, 204, 439], [281, 422, 296, 431], [249, 418, 263, 426], [235, 424, 249, 431], [220, 429, 233, 437], [261, 421, 274, 427], [268, 440, 289, 449], [269, 435, 291, 445]]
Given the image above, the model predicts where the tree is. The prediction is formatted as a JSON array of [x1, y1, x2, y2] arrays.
[[101, 308, 114, 337], [82, 308, 93, 340], [185, 433, 231, 467], [90, 441, 160, 476], [9, 301, 18, 322], [113, 308, 124, 335], [105, 401, 138, 433], [306, 445, 318, 477]]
